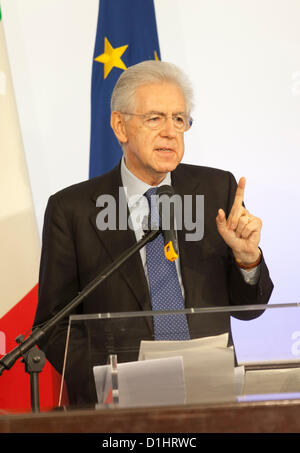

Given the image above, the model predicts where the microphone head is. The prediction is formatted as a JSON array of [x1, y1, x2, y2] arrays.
[[156, 185, 175, 197]]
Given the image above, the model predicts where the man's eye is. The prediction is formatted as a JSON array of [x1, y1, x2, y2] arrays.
[[147, 115, 161, 122], [174, 115, 185, 123]]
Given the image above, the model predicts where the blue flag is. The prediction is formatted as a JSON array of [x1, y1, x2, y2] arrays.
[[89, 0, 161, 178]]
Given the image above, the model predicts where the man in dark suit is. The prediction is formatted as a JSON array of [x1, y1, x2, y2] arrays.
[[34, 61, 273, 405]]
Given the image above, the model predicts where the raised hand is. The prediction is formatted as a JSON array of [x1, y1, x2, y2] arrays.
[[216, 177, 262, 265]]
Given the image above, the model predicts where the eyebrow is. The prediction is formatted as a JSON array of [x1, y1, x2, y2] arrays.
[[145, 110, 186, 115]]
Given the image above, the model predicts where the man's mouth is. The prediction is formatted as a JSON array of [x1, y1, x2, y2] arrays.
[[155, 147, 174, 152]]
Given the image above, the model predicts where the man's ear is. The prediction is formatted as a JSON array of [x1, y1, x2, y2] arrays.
[[110, 111, 128, 144]]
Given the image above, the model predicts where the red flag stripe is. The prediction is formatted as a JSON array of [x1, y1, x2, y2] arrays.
[[0, 284, 66, 412]]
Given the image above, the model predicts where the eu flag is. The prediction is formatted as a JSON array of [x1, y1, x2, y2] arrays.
[[89, 0, 161, 178]]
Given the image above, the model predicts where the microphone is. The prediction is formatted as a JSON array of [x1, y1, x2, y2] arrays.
[[156, 185, 179, 262]]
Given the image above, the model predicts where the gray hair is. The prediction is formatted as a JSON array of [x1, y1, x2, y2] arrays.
[[110, 60, 194, 114]]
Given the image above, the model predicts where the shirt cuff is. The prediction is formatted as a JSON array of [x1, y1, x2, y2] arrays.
[[239, 263, 261, 285]]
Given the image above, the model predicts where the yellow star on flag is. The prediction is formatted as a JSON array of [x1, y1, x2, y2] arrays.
[[94, 37, 128, 79]]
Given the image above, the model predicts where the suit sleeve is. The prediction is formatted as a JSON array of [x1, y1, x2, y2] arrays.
[[33, 194, 97, 405], [225, 172, 274, 317]]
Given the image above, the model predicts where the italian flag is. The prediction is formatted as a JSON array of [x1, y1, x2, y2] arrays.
[[0, 5, 62, 411]]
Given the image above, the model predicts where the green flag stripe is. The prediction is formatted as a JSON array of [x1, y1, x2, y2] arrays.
[[0, 6, 2, 22]]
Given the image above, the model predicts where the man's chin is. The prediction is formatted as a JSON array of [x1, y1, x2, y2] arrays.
[[154, 154, 182, 172], [155, 161, 180, 174]]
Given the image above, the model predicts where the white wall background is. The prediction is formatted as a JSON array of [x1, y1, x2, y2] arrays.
[[1, 0, 300, 316]]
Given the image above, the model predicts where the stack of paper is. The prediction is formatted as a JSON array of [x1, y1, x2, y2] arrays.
[[94, 333, 238, 408], [139, 333, 236, 404]]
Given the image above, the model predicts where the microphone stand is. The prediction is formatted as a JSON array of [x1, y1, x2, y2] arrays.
[[0, 228, 160, 413]]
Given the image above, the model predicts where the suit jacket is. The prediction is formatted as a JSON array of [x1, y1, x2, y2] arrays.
[[34, 162, 273, 405]]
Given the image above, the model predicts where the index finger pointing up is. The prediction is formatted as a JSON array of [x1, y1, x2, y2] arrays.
[[233, 177, 246, 207]]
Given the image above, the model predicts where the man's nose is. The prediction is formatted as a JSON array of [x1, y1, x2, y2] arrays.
[[160, 116, 177, 137]]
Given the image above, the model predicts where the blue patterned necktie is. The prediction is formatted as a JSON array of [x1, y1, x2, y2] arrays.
[[144, 187, 190, 341]]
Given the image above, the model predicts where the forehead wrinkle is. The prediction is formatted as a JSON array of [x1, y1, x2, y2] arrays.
[[139, 110, 187, 116]]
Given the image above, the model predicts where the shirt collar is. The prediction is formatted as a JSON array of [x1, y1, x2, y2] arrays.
[[120, 156, 171, 208]]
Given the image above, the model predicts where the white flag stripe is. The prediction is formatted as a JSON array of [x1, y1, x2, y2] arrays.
[[0, 12, 40, 317]]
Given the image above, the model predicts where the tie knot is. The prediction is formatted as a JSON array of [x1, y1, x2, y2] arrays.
[[144, 187, 157, 202]]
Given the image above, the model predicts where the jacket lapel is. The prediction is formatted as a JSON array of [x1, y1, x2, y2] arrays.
[[89, 165, 152, 313]]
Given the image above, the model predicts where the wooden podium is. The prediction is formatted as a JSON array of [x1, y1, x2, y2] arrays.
[[1, 399, 300, 433]]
